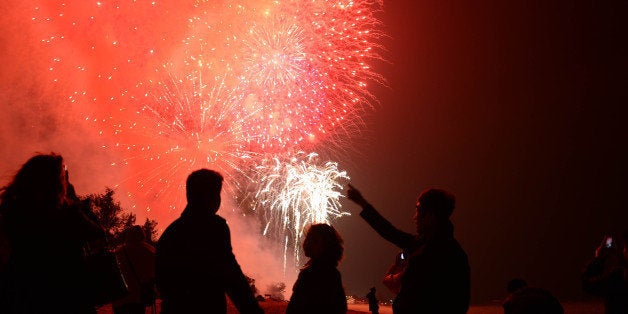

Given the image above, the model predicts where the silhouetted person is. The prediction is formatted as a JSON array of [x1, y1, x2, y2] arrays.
[[0, 153, 104, 313], [287, 224, 347, 314], [502, 278, 564, 314], [0, 213, 9, 275], [347, 185, 470, 314], [582, 233, 628, 314], [113, 225, 156, 314], [155, 169, 263, 314], [366, 287, 379, 314]]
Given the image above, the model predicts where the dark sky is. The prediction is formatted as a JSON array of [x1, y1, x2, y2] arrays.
[[336, 0, 627, 304]]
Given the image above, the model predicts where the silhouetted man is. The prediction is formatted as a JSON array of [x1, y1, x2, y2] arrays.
[[156, 169, 263, 314], [347, 185, 470, 314], [366, 287, 379, 314]]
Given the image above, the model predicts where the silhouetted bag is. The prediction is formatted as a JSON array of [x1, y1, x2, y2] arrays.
[[84, 248, 129, 306]]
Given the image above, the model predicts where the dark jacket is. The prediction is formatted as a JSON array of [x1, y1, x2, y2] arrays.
[[582, 257, 628, 314], [155, 206, 262, 314], [360, 204, 470, 314], [286, 260, 347, 314], [0, 203, 103, 313]]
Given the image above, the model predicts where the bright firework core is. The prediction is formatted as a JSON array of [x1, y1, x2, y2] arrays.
[[33, 0, 384, 271], [252, 152, 350, 271]]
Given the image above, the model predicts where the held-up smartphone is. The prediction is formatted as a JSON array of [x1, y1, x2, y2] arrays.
[[605, 236, 614, 248], [400, 252, 406, 260]]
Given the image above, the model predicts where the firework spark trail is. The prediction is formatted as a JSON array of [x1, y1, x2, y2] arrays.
[[26, 0, 385, 266], [28, 0, 188, 110], [107, 65, 263, 216], [94, 0, 384, 222], [253, 152, 350, 270], [184, 0, 385, 151]]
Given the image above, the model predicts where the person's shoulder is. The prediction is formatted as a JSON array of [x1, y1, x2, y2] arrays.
[[188, 213, 227, 226], [157, 218, 185, 242], [162, 217, 184, 231], [305, 262, 341, 278], [298, 264, 319, 277], [212, 214, 227, 224], [447, 237, 468, 256]]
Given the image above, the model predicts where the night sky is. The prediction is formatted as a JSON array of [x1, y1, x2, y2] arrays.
[[336, 0, 627, 304], [1, 0, 626, 307]]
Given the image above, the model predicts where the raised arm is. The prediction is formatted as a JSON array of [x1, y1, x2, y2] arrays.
[[347, 184, 417, 250]]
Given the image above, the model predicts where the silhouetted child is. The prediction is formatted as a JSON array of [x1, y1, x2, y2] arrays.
[[286, 224, 347, 314]]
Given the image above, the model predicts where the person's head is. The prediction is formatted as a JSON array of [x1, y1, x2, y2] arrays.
[[370, 286, 376, 293], [124, 225, 146, 243], [506, 278, 528, 293], [303, 223, 344, 266], [186, 169, 223, 213], [0, 153, 68, 211], [413, 188, 456, 236]]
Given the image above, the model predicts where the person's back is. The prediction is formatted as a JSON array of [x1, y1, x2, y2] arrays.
[[157, 211, 236, 311], [155, 169, 262, 314], [397, 222, 469, 313], [286, 224, 347, 314]]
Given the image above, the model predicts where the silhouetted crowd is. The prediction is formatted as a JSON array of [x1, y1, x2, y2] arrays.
[[0, 153, 626, 313]]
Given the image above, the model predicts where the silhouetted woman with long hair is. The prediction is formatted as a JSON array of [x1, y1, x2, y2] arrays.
[[0, 153, 103, 313], [286, 223, 347, 314]]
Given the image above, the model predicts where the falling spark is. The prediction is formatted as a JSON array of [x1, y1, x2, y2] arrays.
[[251, 151, 350, 271]]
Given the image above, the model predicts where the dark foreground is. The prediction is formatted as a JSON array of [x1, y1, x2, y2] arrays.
[[97, 299, 605, 314]]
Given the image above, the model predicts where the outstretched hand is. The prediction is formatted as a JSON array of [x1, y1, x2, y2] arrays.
[[346, 184, 367, 207]]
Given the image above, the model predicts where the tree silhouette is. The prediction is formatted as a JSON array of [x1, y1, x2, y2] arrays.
[[141, 217, 159, 245], [82, 188, 158, 248], [266, 282, 287, 301]]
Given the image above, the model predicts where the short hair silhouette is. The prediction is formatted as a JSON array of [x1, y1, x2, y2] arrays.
[[303, 223, 344, 266], [185, 169, 223, 209], [418, 188, 456, 220]]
